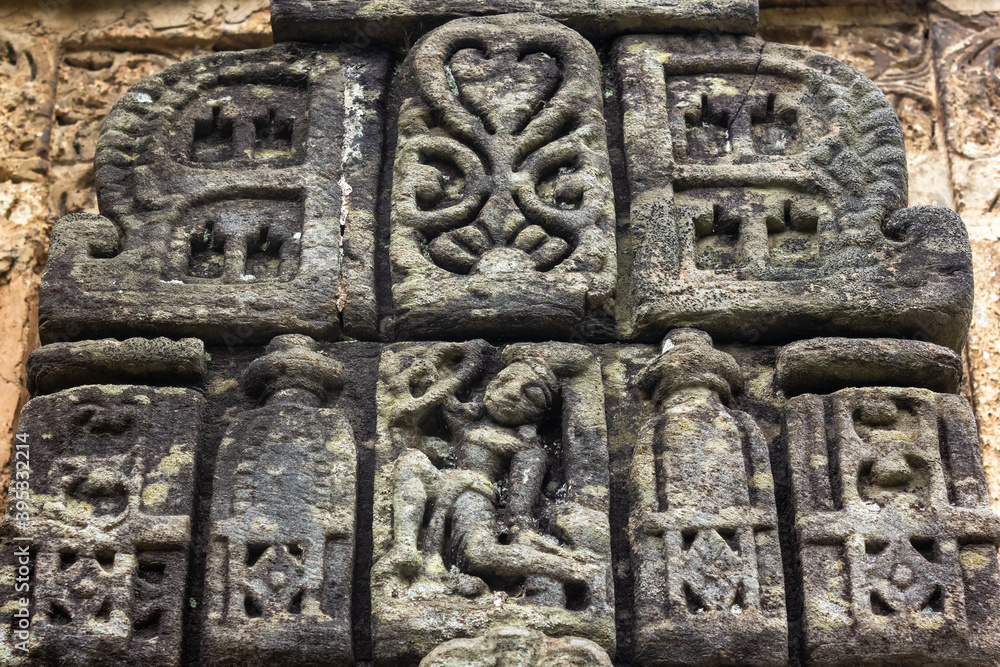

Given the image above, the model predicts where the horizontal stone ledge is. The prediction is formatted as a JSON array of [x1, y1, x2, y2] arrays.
[[26, 337, 206, 395], [774, 337, 964, 396], [270, 0, 760, 44]]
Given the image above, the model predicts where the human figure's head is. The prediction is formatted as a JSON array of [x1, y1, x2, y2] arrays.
[[484, 359, 558, 426]]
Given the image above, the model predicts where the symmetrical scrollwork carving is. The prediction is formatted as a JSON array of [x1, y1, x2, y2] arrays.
[[389, 14, 617, 339]]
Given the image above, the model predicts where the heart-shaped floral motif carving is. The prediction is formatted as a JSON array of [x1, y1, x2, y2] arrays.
[[448, 48, 561, 135]]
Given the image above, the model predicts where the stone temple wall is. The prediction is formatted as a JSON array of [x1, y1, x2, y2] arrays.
[[1, 0, 1000, 664], [4, 0, 1000, 513]]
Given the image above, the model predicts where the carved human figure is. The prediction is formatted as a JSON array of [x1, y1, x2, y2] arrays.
[[373, 341, 615, 662], [382, 344, 592, 599]]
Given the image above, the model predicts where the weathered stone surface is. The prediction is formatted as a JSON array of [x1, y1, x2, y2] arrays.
[[0, 382, 203, 665], [776, 337, 964, 396], [627, 329, 786, 666], [932, 10, 1000, 240], [420, 626, 613, 666], [758, 7, 954, 209], [26, 337, 206, 395], [203, 334, 355, 666], [0, 30, 56, 183], [385, 14, 617, 340], [612, 33, 973, 351], [784, 386, 1000, 664], [50, 49, 184, 218], [39, 42, 390, 344], [968, 239, 1000, 509], [372, 340, 614, 663], [0, 181, 50, 505], [271, 0, 759, 45]]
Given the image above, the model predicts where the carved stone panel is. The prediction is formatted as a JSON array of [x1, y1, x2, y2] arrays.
[[627, 329, 786, 666], [420, 626, 613, 666], [386, 14, 617, 340], [372, 340, 614, 663], [613, 33, 972, 351], [0, 384, 203, 666], [785, 387, 1000, 664], [203, 335, 356, 666], [39, 43, 391, 344]]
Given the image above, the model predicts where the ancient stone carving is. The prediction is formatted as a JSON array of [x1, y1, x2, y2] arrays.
[[628, 329, 786, 665], [271, 0, 759, 44], [613, 33, 972, 350], [39, 43, 390, 344], [0, 383, 203, 666], [419, 626, 613, 666], [775, 337, 965, 396], [785, 387, 1000, 664], [931, 12, 1000, 237], [387, 14, 617, 340], [203, 335, 356, 666], [757, 16, 953, 209], [372, 340, 614, 662], [26, 337, 206, 395]]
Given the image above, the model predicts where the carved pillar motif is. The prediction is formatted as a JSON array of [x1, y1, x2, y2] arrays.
[[203, 335, 356, 666], [372, 340, 614, 662], [629, 329, 786, 666]]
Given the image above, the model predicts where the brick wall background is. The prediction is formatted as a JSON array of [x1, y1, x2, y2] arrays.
[[3, 0, 1000, 504]]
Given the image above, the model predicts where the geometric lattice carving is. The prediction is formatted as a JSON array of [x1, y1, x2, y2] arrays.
[[614, 34, 972, 350], [785, 387, 1000, 664], [40, 44, 390, 343], [0, 384, 202, 665]]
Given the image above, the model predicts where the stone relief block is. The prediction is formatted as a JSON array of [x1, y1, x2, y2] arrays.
[[26, 337, 206, 395], [203, 335, 356, 666], [39, 43, 390, 344], [627, 329, 786, 666], [785, 387, 1000, 664], [271, 0, 758, 45], [420, 626, 613, 666], [0, 383, 203, 666], [758, 9, 954, 209], [372, 340, 614, 663], [613, 33, 973, 351], [386, 14, 617, 340], [775, 337, 965, 396]]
